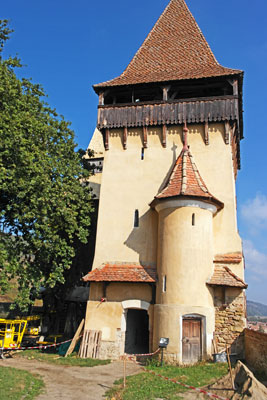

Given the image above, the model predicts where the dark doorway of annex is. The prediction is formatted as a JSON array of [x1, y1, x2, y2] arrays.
[[124, 309, 149, 354], [182, 317, 202, 363]]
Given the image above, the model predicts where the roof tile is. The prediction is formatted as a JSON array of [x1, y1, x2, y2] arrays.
[[207, 265, 247, 288], [83, 262, 157, 283]]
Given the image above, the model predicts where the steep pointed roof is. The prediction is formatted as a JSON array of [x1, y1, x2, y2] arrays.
[[150, 130, 223, 210], [94, 0, 241, 89]]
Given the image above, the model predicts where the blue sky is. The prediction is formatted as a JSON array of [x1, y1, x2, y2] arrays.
[[2, 0, 267, 304]]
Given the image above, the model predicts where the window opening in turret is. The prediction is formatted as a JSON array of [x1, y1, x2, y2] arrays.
[[192, 213, 195, 226], [134, 209, 139, 227], [163, 275, 167, 292]]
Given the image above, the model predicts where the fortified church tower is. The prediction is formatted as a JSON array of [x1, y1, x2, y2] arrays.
[[84, 0, 247, 363]]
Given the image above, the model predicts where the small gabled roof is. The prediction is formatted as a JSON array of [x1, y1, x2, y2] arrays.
[[150, 132, 223, 210], [94, 0, 242, 90], [83, 263, 157, 283], [207, 265, 247, 288]]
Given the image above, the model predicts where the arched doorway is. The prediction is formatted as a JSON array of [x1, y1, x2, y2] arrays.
[[121, 300, 150, 355], [124, 309, 149, 354]]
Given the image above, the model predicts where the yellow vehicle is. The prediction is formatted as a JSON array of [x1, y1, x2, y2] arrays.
[[0, 318, 27, 349], [24, 315, 41, 336]]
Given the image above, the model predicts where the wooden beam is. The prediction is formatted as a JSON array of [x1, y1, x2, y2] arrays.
[[224, 121, 230, 145], [99, 92, 104, 106], [227, 79, 238, 96], [143, 126, 148, 148], [162, 124, 167, 148], [204, 121, 209, 145], [162, 86, 171, 101], [123, 127, 127, 150], [104, 128, 109, 150]]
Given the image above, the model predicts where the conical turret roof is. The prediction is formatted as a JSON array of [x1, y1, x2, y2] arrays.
[[150, 136, 223, 210], [94, 0, 241, 89]]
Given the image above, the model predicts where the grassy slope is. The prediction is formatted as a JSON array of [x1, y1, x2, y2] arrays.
[[106, 361, 228, 400], [0, 366, 44, 400]]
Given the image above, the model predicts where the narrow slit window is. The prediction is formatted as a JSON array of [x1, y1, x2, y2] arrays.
[[163, 275, 167, 293], [141, 147, 144, 160], [192, 213, 195, 226], [134, 209, 139, 227]]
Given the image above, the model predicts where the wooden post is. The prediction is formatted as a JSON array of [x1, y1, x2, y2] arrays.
[[105, 129, 109, 150], [162, 124, 167, 148], [123, 127, 128, 150], [224, 122, 230, 145], [143, 126, 148, 148], [226, 346, 235, 390], [204, 121, 209, 145], [123, 355, 126, 388]]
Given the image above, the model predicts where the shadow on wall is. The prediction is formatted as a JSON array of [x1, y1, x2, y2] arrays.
[[124, 209, 158, 265]]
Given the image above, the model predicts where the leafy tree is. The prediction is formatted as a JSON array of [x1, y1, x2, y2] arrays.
[[0, 20, 93, 311]]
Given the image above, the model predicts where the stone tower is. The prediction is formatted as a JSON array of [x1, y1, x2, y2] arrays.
[[84, 0, 247, 362]]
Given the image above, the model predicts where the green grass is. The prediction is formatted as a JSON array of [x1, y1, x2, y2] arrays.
[[0, 366, 44, 400], [106, 361, 228, 400], [16, 349, 111, 367]]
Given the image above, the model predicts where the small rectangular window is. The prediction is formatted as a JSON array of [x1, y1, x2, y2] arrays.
[[192, 213, 195, 226], [141, 147, 144, 160], [163, 275, 167, 292], [134, 209, 139, 227]]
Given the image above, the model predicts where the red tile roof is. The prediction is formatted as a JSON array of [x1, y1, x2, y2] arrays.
[[214, 252, 243, 264], [151, 145, 223, 209], [83, 263, 157, 283], [207, 265, 247, 288], [94, 0, 241, 89]]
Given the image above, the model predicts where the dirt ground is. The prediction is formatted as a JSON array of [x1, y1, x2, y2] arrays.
[[1, 357, 142, 399]]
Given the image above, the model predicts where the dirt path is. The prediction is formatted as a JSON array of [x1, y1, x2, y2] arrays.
[[1, 357, 142, 399]]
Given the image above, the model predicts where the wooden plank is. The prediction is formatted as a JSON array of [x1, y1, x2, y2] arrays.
[[65, 319, 84, 357]]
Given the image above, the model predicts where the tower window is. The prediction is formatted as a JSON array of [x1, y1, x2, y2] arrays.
[[134, 209, 139, 227], [192, 213, 195, 226], [163, 275, 167, 293]]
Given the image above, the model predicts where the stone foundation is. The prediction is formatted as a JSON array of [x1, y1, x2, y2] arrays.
[[98, 330, 125, 360], [214, 287, 246, 355]]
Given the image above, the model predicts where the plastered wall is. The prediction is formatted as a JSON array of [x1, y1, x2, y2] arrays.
[[92, 123, 243, 278]]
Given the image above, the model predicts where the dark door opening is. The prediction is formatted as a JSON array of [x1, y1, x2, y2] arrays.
[[124, 309, 149, 354], [182, 318, 202, 363]]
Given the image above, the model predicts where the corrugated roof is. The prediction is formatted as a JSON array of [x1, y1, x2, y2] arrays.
[[94, 0, 241, 89], [207, 265, 247, 288], [83, 263, 157, 283]]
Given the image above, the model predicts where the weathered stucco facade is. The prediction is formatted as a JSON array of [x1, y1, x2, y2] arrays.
[[84, 0, 247, 363]]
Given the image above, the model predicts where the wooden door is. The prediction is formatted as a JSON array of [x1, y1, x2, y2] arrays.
[[182, 318, 201, 363]]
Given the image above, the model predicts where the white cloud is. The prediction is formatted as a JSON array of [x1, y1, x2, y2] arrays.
[[243, 239, 267, 278], [241, 194, 267, 231]]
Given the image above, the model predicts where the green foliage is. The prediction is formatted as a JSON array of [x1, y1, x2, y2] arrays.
[[17, 350, 110, 367], [0, 20, 93, 310], [0, 366, 44, 400], [106, 362, 228, 400]]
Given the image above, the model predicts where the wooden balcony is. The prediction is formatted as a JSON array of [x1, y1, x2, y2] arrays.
[[97, 95, 239, 129]]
